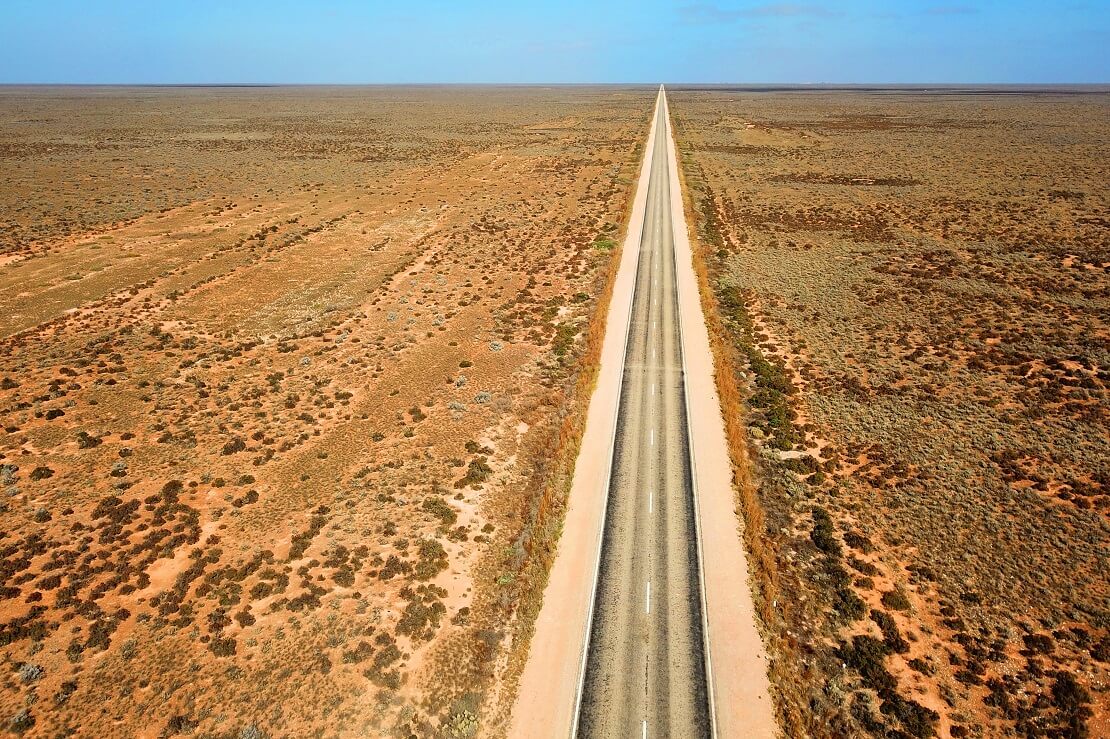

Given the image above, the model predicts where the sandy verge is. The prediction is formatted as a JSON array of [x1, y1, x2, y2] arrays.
[[663, 92, 778, 736], [508, 91, 662, 737]]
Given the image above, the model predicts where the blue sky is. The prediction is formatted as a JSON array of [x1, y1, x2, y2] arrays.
[[1, 1, 1106, 83]]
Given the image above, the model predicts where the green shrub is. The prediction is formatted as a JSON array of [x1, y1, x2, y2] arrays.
[[837, 634, 894, 692], [871, 609, 909, 653], [208, 636, 236, 657], [29, 467, 54, 481], [379, 555, 410, 580], [342, 640, 374, 664], [879, 691, 939, 738], [811, 507, 841, 557], [396, 598, 446, 641], [76, 431, 102, 449], [833, 578, 867, 621], [553, 323, 577, 357], [423, 496, 457, 525], [782, 455, 819, 475], [881, 589, 911, 611], [413, 539, 448, 581], [332, 565, 355, 588], [843, 530, 874, 552], [455, 457, 491, 489], [221, 437, 246, 455], [593, 236, 617, 252]]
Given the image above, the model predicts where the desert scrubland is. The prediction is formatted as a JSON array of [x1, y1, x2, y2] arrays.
[[672, 87, 1108, 738], [0, 85, 653, 737]]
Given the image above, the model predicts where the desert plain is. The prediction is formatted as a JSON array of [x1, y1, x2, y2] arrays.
[[0, 84, 653, 737], [0, 83, 1107, 739], [671, 86, 1108, 738]]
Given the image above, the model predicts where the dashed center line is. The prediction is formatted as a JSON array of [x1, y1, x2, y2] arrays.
[[646, 581, 651, 614]]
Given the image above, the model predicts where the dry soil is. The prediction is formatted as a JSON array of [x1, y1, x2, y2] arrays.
[[671, 86, 1108, 739], [0, 84, 653, 737]]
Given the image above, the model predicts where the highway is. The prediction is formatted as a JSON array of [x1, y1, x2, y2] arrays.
[[575, 88, 711, 738]]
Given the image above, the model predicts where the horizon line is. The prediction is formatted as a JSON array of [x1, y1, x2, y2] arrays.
[[1, 81, 1108, 89]]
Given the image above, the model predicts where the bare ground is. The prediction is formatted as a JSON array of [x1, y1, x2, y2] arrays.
[[671, 87, 1109, 738], [0, 85, 653, 737]]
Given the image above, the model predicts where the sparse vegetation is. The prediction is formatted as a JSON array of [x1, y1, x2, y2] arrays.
[[0, 85, 652, 736], [674, 87, 1108, 737]]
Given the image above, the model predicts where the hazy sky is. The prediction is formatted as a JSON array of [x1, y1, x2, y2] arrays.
[[2, 1, 1106, 83]]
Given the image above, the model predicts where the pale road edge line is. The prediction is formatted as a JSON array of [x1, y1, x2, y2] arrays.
[[563, 89, 657, 736], [660, 86, 718, 739], [507, 86, 660, 736], [567, 86, 664, 739], [663, 89, 779, 736], [509, 85, 659, 739]]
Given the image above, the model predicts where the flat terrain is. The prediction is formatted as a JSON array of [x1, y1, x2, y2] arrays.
[[672, 87, 1109, 737], [0, 85, 653, 737], [577, 92, 708, 738]]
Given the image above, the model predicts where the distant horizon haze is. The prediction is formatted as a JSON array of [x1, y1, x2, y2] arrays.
[[1, 1, 1107, 85]]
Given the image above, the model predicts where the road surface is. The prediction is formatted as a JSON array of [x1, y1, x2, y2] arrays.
[[575, 88, 710, 738], [511, 85, 774, 739]]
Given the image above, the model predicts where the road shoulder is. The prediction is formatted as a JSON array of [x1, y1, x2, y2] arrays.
[[508, 91, 662, 738], [663, 92, 779, 737]]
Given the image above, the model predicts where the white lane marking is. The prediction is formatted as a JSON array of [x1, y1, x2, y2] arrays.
[[646, 581, 651, 614], [649, 488, 653, 514], [651, 383, 655, 396], [650, 428, 654, 446], [642, 720, 648, 739]]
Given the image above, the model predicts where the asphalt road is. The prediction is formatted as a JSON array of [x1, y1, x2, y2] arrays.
[[576, 89, 710, 738]]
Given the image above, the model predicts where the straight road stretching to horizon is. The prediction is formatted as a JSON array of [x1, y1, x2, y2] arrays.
[[576, 88, 711, 738]]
